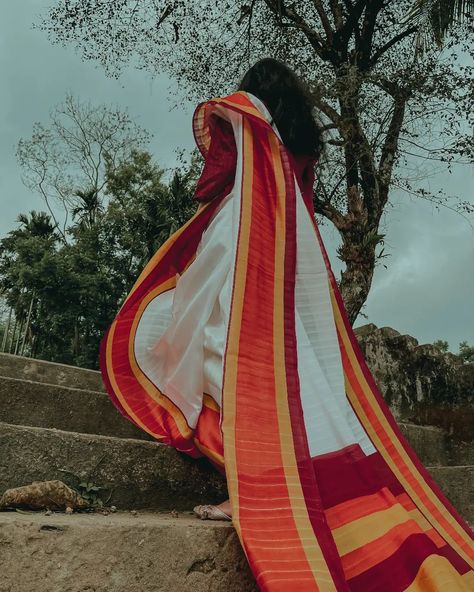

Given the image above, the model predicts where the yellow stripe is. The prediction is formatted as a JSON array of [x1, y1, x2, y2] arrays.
[[330, 289, 474, 568], [105, 205, 214, 441], [203, 393, 220, 412], [462, 570, 474, 588], [271, 134, 337, 590], [194, 438, 225, 466], [221, 117, 254, 545], [404, 555, 472, 592], [332, 503, 416, 556]]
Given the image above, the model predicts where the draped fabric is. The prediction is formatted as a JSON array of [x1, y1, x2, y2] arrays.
[[100, 91, 474, 591]]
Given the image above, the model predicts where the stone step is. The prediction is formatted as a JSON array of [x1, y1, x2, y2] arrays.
[[1, 370, 473, 466], [0, 511, 257, 592], [0, 422, 227, 512], [0, 352, 103, 391], [0, 374, 153, 441], [426, 466, 474, 524], [399, 423, 474, 466], [1, 422, 473, 523]]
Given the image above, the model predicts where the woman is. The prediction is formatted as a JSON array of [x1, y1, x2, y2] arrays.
[[100, 59, 473, 591]]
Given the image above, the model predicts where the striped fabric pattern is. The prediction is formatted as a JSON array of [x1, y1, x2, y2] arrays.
[[100, 91, 473, 591]]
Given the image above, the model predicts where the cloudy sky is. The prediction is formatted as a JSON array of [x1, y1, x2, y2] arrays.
[[1, 2, 473, 350]]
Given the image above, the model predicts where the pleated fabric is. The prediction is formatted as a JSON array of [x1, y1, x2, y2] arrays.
[[100, 90, 474, 591]]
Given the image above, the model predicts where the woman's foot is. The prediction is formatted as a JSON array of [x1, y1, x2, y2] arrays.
[[193, 499, 232, 521]]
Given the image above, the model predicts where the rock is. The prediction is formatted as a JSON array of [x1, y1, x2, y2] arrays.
[[355, 324, 474, 440], [0, 480, 89, 511]]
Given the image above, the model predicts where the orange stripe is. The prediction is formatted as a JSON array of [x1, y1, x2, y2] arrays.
[[202, 393, 220, 412], [234, 120, 317, 590], [325, 488, 446, 551], [325, 487, 397, 530], [105, 321, 167, 440], [303, 203, 473, 565], [223, 117, 340, 590], [332, 503, 420, 556]]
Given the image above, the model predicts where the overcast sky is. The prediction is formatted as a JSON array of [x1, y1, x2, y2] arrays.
[[1, 2, 473, 350]]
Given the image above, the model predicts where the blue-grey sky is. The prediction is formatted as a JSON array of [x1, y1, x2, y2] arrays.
[[1, 2, 473, 350]]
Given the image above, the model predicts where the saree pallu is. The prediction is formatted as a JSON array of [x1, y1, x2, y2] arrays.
[[100, 91, 474, 591]]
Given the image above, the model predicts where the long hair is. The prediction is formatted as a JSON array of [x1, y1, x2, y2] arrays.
[[238, 58, 324, 158]]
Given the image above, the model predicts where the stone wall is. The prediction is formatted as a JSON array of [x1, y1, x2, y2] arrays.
[[354, 324, 474, 441]]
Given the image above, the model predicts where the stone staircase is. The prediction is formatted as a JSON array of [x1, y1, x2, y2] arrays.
[[0, 352, 472, 591]]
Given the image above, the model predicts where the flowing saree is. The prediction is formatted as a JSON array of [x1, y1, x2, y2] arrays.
[[100, 91, 474, 591]]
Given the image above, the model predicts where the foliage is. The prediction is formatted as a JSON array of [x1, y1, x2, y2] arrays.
[[16, 94, 150, 242], [458, 340, 474, 363], [37, 1, 474, 324], [0, 151, 199, 368], [433, 338, 474, 363], [433, 338, 449, 352], [403, 0, 474, 55], [76, 481, 106, 508]]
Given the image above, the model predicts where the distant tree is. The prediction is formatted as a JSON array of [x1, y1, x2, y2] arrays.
[[0, 211, 63, 358], [71, 188, 104, 230], [16, 94, 150, 242], [39, 1, 474, 324], [1, 150, 201, 367], [103, 149, 200, 284], [459, 340, 474, 363], [433, 338, 449, 352]]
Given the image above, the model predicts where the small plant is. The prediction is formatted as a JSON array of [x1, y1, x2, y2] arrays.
[[76, 481, 106, 508], [57, 455, 114, 510]]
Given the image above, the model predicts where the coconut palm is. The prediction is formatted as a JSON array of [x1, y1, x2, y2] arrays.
[[16, 211, 58, 239], [71, 188, 104, 230], [404, 0, 473, 54]]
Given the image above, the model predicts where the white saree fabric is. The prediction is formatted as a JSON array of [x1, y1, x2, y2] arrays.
[[134, 94, 375, 458]]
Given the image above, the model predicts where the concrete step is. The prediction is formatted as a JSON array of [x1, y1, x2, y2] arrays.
[[0, 422, 227, 512], [0, 374, 153, 441], [1, 370, 473, 467], [1, 422, 473, 523], [0, 511, 257, 592], [0, 352, 103, 391]]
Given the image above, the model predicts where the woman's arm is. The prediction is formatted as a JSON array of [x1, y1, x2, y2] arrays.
[[194, 117, 237, 203]]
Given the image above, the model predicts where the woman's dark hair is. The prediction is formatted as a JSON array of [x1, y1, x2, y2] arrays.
[[238, 58, 324, 158]]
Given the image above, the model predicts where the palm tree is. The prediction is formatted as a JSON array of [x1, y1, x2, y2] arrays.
[[71, 188, 104, 230], [16, 211, 58, 239], [404, 0, 473, 54]]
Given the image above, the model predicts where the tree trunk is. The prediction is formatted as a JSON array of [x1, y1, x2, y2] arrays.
[[1, 308, 12, 352], [337, 234, 377, 324]]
